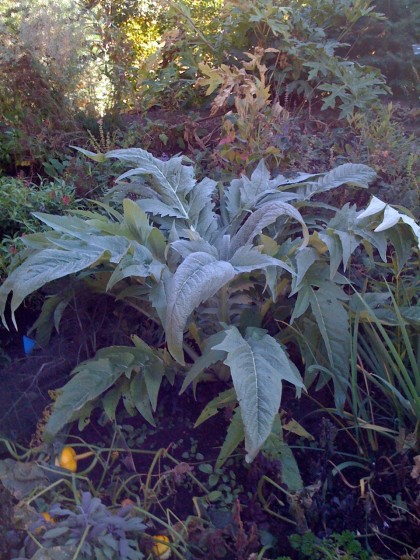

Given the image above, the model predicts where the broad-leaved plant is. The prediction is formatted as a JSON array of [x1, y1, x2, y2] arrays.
[[0, 149, 418, 462]]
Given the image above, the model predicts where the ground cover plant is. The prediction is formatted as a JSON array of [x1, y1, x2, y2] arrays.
[[0, 1, 419, 559]]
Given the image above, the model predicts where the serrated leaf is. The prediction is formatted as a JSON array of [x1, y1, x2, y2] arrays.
[[335, 230, 359, 270], [328, 204, 388, 267], [213, 327, 304, 462], [44, 346, 154, 439], [229, 245, 295, 275], [387, 227, 415, 273], [239, 159, 272, 208], [225, 178, 242, 220], [194, 387, 237, 427], [216, 407, 245, 469], [171, 239, 219, 259], [0, 247, 106, 328], [180, 331, 228, 394], [106, 148, 194, 219], [197, 62, 225, 95], [165, 253, 236, 363], [230, 201, 309, 255], [44, 355, 131, 439], [295, 163, 376, 200], [187, 177, 218, 238], [106, 243, 162, 290], [138, 199, 187, 219], [32, 212, 94, 238]]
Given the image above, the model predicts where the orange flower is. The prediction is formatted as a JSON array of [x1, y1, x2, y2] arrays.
[[55, 446, 94, 472], [152, 535, 171, 559]]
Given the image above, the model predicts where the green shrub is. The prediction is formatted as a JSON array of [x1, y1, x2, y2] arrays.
[[0, 176, 77, 274], [200, 0, 389, 118]]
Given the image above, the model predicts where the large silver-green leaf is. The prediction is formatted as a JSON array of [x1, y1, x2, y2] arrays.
[[138, 199, 187, 219], [171, 239, 219, 259], [230, 201, 309, 255], [357, 195, 420, 249], [224, 160, 313, 219], [109, 149, 196, 195], [295, 163, 376, 200], [327, 204, 387, 269], [106, 244, 164, 290], [240, 159, 272, 206], [308, 282, 350, 411], [187, 177, 218, 238], [229, 245, 295, 275], [224, 177, 242, 220], [0, 246, 106, 328], [180, 331, 228, 394], [32, 212, 95, 238], [165, 252, 236, 364], [44, 344, 163, 440], [45, 351, 134, 440], [213, 326, 304, 462], [106, 149, 194, 219]]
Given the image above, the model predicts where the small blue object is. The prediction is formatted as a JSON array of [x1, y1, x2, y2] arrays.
[[23, 335, 36, 355]]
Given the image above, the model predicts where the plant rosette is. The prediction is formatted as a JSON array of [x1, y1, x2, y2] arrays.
[[152, 535, 171, 559], [55, 446, 94, 472]]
